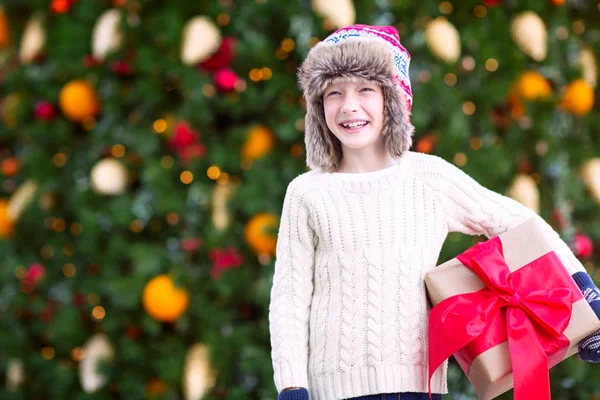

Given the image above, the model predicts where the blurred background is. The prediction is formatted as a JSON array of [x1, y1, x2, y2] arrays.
[[0, 0, 599, 399]]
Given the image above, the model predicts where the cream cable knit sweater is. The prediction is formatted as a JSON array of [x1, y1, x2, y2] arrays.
[[268, 150, 586, 400]]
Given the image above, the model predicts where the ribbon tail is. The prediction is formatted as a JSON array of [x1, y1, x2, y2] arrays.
[[507, 308, 551, 400], [428, 292, 496, 395]]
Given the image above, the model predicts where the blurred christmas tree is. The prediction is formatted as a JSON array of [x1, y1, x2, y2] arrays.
[[0, 0, 599, 399]]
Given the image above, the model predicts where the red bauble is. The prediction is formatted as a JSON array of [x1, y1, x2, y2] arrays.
[[126, 326, 142, 339], [111, 60, 132, 75], [484, 0, 502, 6], [209, 246, 243, 279], [181, 237, 203, 253], [199, 37, 236, 71], [168, 122, 199, 150], [34, 101, 57, 120], [83, 54, 101, 68], [214, 68, 238, 92], [574, 232, 593, 259]]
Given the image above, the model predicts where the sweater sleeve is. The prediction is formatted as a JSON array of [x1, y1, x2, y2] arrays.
[[269, 179, 316, 392], [423, 155, 586, 275]]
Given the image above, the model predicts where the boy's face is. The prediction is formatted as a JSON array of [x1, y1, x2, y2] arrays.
[[322, 80, 385, 152]]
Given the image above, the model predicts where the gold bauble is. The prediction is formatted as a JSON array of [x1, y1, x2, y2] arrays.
[[241, 125, 275, 162], [142, 274, 189, 322], [244, 212, 278, 255], [560, 79, 595, 117], [59, 80, 101, 123]]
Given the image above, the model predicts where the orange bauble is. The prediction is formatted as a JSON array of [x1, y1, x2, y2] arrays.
[[0, 199, 14, 238], [513, 71, 552, 101], [244, 212, 278, 255], [59, 80, 101, 123], [560, 79, 595, 116], [241, 125, 275, 162], [142, 274, 189, 322]]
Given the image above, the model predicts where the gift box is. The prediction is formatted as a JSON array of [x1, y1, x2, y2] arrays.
[[425, 217, 600, 400]]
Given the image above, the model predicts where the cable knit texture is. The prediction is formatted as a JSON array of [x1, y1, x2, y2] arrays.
[[268, 150, 587, 400]]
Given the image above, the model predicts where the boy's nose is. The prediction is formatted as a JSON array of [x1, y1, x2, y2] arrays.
[[340, 97, 359, 113]]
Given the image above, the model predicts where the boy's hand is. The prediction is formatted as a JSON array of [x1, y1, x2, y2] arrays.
[[572, 272, 600, 362], [578, 330, 600, 362], [277, 387, 309, 400]]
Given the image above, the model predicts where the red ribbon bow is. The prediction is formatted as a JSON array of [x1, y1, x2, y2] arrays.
[[428, 236, 580, 400]]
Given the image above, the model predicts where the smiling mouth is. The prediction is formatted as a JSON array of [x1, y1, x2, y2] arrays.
[[340, 121, 369, 130]]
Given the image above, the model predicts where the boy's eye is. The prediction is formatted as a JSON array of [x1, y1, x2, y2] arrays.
[[326, 91, 341, 97], [360, 87, 374, 92]]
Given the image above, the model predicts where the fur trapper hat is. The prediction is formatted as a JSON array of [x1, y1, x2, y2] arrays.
[[298, 24, 414, 173]]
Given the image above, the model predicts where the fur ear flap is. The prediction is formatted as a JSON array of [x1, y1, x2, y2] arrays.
[[304, 100, 342, 173], [382, 87, 414, 157]]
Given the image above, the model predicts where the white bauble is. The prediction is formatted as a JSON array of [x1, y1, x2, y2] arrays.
[[6, 359, 24, 391], [311, 0, 355, 29], [90, 158, 128, 195], [183, 343, 216, 400], [7, 179, 38, 221], [581, 158, 600, 204], [580, 45, 597, 89], [510, 11, 547, 62], [92, 9, 123, 62], [79, 333, 114, 393], [180, 16, 221, 66], [507, 174, 540, 213], [19, 12, 45, 63], [425, 17, 461, 64]]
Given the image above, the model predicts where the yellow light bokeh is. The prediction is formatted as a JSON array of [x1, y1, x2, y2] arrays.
[[281, 38, 295, 52], [71, 347, 85, 361], [161, 155, 174, 169], [202, 84, 216, 97], [261, 67, 273, 80], [454, 152, 468, 166], [41, 347, 55, 360], [439, 1, 453, 14], [444, 73, 457, 86], [207, 166, 221, 180], [130, 219, 144, 233], [52, 218, 66, 232], [63, 263, 76, 277], [573, 20, 585, 35], [166, 212, 180, 225], [41, 245, 54, 259], [474, 5, 487, 18], [92, 306, 106, 320], [153, 119, 167, 133], [217, 13, 230, 26], [70, 222, 83, 235], [462, 101, 476, 115], [53, 153, 68, 167], [87, 293, 100, 305], [63, 243, 75, 256], [180, 171, 193, 184], [111, 144, 126, 158], [15, 265, 27, 279], [249, 68, 262, 82], [485, 59, 499, 72], [470, 137, 483, 150]]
